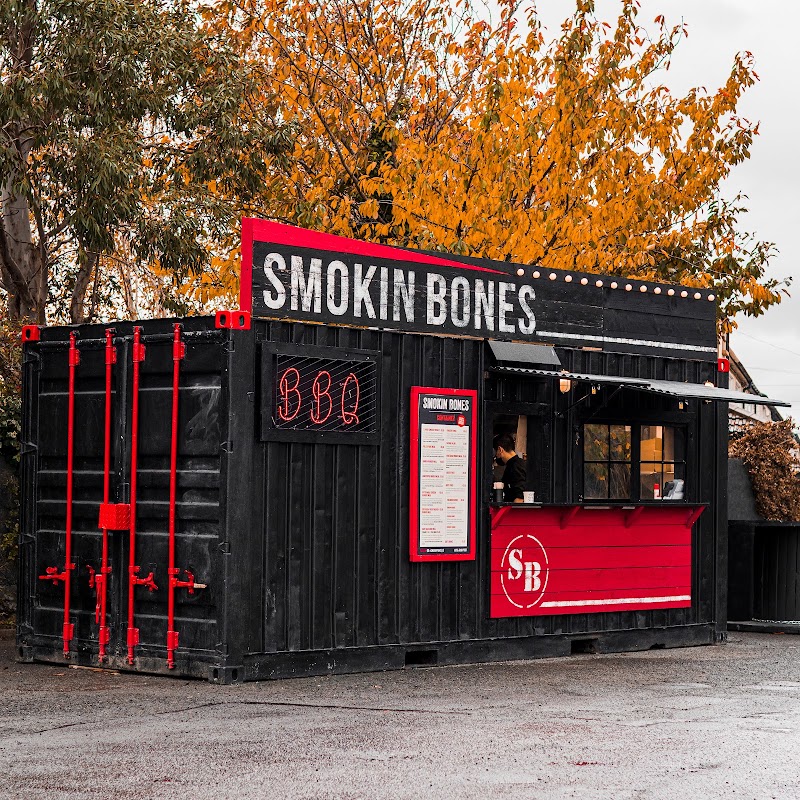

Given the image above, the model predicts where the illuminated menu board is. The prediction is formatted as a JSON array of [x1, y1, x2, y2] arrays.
[[409, 387, 477, 562]]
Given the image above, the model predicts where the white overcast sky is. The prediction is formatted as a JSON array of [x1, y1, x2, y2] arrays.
[[531, 1, 800, 420]]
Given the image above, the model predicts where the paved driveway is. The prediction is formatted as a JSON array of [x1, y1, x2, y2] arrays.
[[1, 630, 799, 799]]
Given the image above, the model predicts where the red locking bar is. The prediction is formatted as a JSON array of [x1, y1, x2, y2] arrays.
[[166, 325, 207, 667], [127, 326, 157, 665], [38, 332, 79, 656], [166, 324, 184, 668], [96, 329, 116, 660]]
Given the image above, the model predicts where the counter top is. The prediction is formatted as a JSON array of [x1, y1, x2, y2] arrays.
[[489, 502, 707, 530]]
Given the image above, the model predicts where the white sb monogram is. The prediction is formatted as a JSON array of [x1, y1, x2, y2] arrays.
[[500, 534, 549, 609], [507, 548, 541, 592]]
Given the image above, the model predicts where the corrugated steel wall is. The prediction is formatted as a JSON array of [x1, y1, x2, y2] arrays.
[[246, 321, 722, 660], [19, 317, 723, 677]]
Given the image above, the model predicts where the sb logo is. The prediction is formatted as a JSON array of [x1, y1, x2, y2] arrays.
[[500, 534, 549, 609]]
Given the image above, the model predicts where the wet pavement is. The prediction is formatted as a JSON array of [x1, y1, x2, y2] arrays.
[[1, 630, 799, 799]]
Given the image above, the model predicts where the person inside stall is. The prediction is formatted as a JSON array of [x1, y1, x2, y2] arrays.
[[495, 434, 527, 503]]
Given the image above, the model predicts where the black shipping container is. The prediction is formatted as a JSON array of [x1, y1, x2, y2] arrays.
[[16, 221, 787, 682]]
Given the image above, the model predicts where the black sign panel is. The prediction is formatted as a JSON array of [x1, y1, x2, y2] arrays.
[[261, 343, 380, 444], [241, 219, 718, 360]]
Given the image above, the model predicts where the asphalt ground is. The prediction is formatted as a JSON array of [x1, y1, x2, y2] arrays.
[[1, 630, 799, 800]]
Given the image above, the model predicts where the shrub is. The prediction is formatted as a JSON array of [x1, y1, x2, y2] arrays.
[[729, 419, 800, 522]]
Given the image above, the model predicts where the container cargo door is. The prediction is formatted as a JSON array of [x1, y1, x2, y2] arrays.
[[27, 324, 223, 672]]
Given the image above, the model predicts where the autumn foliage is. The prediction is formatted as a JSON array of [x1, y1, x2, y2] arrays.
[[1, 0, 788, 327], [216, 0, 785, 329], [729, 420, 800, 522]]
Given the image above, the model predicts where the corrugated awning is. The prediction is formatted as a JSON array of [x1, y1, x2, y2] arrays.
[[490, 366, 790, 407], [491, 366, 649, 387], [635, 378, 790, 407]]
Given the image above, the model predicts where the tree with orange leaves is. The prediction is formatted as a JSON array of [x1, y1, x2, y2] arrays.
[[1, 0, 785, 328], [225, 0, 785, 329]]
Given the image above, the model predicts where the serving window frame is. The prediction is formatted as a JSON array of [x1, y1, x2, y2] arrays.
[[483, 399, 552, 507], [572, 407, 697, 505]]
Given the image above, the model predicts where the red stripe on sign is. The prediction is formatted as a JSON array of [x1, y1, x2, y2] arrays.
[[240, 217, 255, 312], [242, 218, 505, 275]]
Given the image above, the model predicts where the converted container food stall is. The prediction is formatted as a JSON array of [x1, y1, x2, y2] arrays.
[[17, 219, 788, 682]]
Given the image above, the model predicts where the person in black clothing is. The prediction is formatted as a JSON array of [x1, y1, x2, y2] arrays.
[[495, 433, 527, 503]]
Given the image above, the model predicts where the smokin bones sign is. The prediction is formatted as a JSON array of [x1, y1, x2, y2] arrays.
[[245, 221, 536, 340], [239, 218, 718, 357]]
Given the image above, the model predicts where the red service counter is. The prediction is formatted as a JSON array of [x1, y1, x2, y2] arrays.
[[489, 504, 705, 618]]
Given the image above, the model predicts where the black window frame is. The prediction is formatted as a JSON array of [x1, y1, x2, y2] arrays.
[[577, 419, 691, 504], [638, 423, 687, 500], [582, 422, 634, 501]]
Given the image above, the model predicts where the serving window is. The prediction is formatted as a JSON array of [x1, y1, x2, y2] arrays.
[[486, 401, 550, 504], [582, 423, 687, 502]]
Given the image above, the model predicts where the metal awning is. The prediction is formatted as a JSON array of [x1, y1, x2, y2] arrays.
[[490, 366, 789, 407], [635, 378, 790, 407], [487, 341, 561, 367], [490, 366, 649, 387]]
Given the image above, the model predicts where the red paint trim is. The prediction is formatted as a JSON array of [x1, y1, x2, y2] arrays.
[[34, 333, 80, 651], [409, 386, 478, 563], [126, 327, 159, 664], [239, 218, 507, 313], [62, 332, 79, 656], [97, 329, 115, 660], [244, 218, 503, 272], [21, 325, 40, 342], [127, 327, 142, 664], [240, 217, 254, 312], [166, 324, 183, 669]]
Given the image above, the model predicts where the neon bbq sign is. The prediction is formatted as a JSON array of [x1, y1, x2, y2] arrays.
[[260, 343, 379, 444]]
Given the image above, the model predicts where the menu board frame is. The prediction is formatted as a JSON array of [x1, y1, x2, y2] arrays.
[[409, 386, 478, 562]]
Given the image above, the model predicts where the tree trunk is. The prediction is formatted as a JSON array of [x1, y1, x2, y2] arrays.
[[69, 251, 98, 324], [0, 184, 45, 323], [0, 1, 46, 324]]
